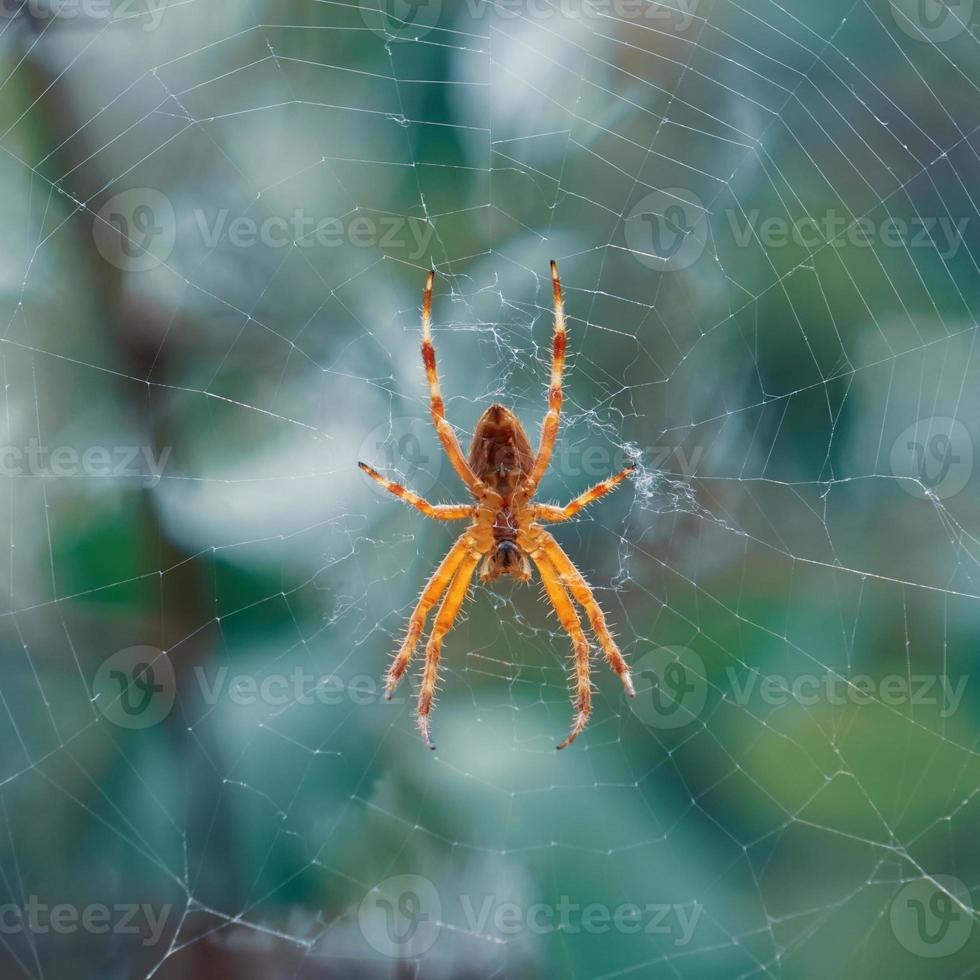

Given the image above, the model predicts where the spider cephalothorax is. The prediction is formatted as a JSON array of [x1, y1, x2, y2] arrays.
[[359, 262, 636, 749]]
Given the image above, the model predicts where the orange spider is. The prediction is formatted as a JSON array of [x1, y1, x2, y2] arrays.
[[359, 261, 636, 750]]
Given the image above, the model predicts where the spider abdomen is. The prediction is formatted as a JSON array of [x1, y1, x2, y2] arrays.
[[468, 403, 534, 496]]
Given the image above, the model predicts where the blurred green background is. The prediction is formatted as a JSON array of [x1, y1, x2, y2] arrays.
[[0, 0, 978, 977]]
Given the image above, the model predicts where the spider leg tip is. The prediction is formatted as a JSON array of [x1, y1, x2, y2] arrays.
[[418, 716, 436, 750]]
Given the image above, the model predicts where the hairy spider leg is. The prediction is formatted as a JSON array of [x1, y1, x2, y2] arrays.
[[522, 527, 635, 699], [385, 534, 475, 698], [417, 550, 481, 748], [420, 271, 488, 498], [358, 462, 475, 520], [532, 548, 593, 749], [518, 260, 567, 505], [531, 465, 636, 522]]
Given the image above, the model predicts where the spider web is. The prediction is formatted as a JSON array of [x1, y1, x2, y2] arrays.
[[0, 0, 978, 976]]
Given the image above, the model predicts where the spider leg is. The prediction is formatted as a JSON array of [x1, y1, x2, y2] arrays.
[[532, 465, 635, 522], [420, 270, 489, 499], [530, 550, 592, 750], [519, 260, 566, 504], [358, 462, 476, 520], [520, 527, 635, 699], [417, 551, 480, 749], [385, 534, 472, 699]]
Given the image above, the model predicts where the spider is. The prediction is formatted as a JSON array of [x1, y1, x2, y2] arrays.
[[359, 262, 636, 750]]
